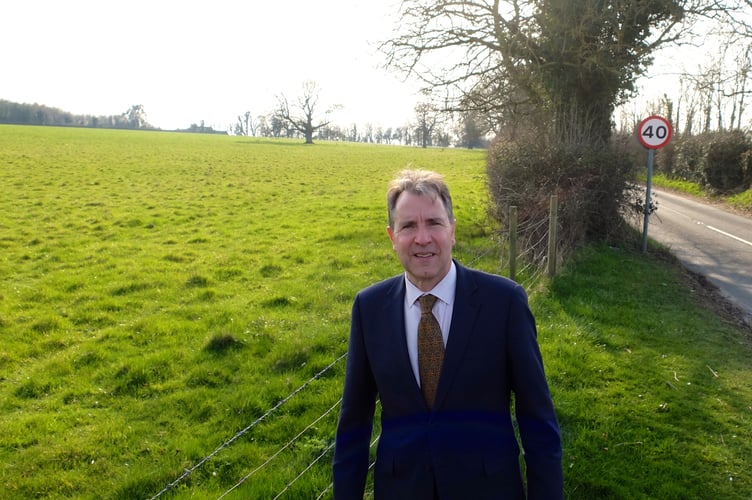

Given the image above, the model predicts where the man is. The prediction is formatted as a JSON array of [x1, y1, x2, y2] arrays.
[[333, 169, 563, 499]]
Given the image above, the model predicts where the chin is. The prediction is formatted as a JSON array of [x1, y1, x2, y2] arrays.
[[414, 267, 441, 282]]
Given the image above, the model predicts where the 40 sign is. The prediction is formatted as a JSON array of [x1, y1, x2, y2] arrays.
[[638, 114, 673, 254], [638, 115, 672, 149]]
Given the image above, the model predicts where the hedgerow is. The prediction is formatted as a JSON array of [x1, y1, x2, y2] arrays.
[[486, 138, 637, 270]]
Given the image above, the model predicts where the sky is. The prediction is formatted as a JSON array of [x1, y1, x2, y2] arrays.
[[1, 0, 422, 131], [2, 1, 743, 133]]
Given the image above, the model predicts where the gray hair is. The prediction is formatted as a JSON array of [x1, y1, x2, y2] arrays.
[[386, 169, 454, 228]]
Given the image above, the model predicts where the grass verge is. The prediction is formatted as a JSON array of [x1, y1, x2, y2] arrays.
[[651, 173, 752, 214], [542, 243, 752, 498]]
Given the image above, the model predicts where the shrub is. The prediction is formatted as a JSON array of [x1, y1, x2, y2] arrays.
[[702, 130, 752, 193], [669, 130, 752, 193], [671, 133, 707, 183], [487, 139, 636, 269]]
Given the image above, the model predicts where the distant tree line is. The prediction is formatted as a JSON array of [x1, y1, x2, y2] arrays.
[[233, 82, 490, 148], [1, 91, 489, 146], [226, 80, 488, 147], [178, 121, 226, 135], [233, 110, 488, 148], [0, 100, 154, 130]]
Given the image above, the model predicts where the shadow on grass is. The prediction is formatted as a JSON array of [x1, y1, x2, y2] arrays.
[[541, 243, 752, 499]]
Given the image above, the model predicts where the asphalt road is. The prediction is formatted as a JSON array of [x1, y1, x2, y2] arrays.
[[642, 188, 752, 322]]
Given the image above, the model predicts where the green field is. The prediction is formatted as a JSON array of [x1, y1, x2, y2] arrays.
[[1, 125, 750, 499]]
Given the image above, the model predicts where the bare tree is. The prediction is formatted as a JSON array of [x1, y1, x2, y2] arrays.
[[275, 81, 340, 144], [732, 45, 751, 129], [414, 102, 441, 148], [673, 35, 752, 134], [122, 104, 150, 129], [234, 111, 258, 137], [363, 123, 374, 143], [234, 111, 249, 136], [457, 108, 491, 149], [381, 0, 751, 145]]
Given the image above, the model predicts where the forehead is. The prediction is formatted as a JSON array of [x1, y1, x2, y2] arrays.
[[393, 191, 448, 219]]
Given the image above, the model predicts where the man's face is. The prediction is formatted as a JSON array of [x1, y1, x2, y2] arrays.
[[387, 191, 456, 291]]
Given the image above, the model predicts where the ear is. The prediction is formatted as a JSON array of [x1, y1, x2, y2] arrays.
[[386, 226, 396, 249]]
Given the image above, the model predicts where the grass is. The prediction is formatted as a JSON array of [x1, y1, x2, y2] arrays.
[[0, 126, 493, 498], [541, 245, 751, 498], [651, 173, 704, 197], [652, 172, 752, 213], [728, 189, 752, 210], [1, 125, 750, 498]]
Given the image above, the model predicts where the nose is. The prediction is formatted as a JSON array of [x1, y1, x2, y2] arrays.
[[414, 223, 432, 245]]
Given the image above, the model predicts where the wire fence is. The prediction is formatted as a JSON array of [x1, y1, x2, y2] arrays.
[[217, 399, 342, 499], [499, 197, 561, 288], [149, 352, 350, 499]]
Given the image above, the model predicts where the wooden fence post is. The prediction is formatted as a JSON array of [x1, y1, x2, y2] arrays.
[[508, 206, 517, 282], [547, 195, 558, 277]]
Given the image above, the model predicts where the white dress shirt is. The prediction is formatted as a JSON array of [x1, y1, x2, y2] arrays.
[[403, 262, 457, 387]]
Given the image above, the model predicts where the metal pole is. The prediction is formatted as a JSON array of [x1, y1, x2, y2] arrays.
[[641, 148, 655, 253]]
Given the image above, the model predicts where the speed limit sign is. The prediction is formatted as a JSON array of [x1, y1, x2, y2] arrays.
[[638, 114, 673, 253], [637, 115, 672, 149]]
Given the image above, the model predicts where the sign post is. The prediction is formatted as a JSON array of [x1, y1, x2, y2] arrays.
[[637, 115, 673, 253]]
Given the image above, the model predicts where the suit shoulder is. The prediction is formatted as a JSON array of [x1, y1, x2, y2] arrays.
[[459, 265, 528, 302], [355, 274, 403, 301], [462, 265, 520, 290]]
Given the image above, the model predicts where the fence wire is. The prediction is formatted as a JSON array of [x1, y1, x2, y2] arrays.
[[313, 405, 382, 500], [271, 438, 336, 500], [498, 203, 558, 287], [218, 398, 342, 499], [150, 351, 348, 499]]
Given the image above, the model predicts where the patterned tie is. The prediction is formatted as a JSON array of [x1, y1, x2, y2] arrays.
[[418, 294, 444, 409]]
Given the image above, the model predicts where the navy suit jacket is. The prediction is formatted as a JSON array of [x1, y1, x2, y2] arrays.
[[333, 261, 563, 499]]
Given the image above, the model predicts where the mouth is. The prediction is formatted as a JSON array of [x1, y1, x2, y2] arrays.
[[414, 252, 435, 258]]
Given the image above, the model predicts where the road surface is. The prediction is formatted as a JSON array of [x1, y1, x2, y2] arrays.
[[643, 188, 752, 323]]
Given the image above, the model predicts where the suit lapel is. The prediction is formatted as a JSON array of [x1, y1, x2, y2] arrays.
[[381, 276, 424, 399], [434, 263, 480, 409]]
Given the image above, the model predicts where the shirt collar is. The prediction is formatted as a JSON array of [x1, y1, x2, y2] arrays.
[[405, 261, 457, 307]]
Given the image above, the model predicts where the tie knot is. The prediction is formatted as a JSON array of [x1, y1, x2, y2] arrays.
[[418, 294, 438, 314]]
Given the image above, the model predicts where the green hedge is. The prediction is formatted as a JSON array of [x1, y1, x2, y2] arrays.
[[659, 130, 752, 194]]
